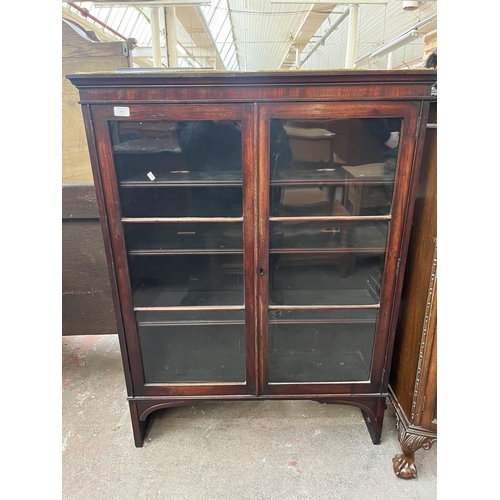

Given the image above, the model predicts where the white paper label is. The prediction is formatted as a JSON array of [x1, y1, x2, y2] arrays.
[[113, 106, 130, 117], [147, 172, 156, 181]]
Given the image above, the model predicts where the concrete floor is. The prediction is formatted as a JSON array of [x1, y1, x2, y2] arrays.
[[62, 334, 437, 500]]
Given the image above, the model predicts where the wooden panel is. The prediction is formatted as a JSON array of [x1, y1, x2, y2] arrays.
[[389, 102, 437, 417], [417, 276, 437, 431], [62, 184, 117, 336], [62, 183, 99, 219], [62, 219, 117, 336]]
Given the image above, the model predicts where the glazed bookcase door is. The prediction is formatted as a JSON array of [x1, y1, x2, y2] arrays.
[[257, 102, 421, 396], [90, 104, 257, 397]]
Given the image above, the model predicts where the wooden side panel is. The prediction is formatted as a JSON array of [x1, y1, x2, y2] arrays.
[[62, 184, 117, 336], [416, 275, 437, 431], [61, 223, 117, 336], [390, 103, 437, 417]]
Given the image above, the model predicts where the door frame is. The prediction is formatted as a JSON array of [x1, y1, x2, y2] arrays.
[[256, 101, 422, 396], [90, 103, 258, 397]]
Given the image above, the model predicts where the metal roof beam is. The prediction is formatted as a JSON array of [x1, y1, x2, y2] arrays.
[[300, 7, 349, 67], [278, 3, 339, 70]]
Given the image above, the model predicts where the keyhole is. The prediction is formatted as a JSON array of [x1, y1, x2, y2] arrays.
[[259, 268, 264, 276]]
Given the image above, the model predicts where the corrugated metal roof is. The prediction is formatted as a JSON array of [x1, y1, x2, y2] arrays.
[[227, 1, 317, 70], [63, 1, 437, 71], [201, 0, 239, 70], [301, 0, 437, 70]]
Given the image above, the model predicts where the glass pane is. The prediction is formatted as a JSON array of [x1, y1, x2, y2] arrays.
[[111, 120, 243, 218], [136, 311, 246, 383], [125, 222, 243, 252], [269, 253, 384, 306], [111, 119, 248, 385], [270, 220, 388, 251], [118, 186, 243, 218], [268, 309, 377, 383], [110, 119, 246, 308], [129, 254, 244, 307], [270, 118, 401, 216]]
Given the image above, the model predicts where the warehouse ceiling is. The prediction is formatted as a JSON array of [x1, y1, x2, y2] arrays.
[[63, 0, 437, 71]]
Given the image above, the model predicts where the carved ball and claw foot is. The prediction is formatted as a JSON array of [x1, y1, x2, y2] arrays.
[[393, 414, 436, 479], [393, 451, 420, 480], [392, 440, 434, 479]]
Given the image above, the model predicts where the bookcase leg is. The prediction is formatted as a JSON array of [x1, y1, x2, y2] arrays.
[[129, 400, 150, 448], [314, 397, 386, 445], [361, 397, 386, 445], [361, 398, 387, 444]]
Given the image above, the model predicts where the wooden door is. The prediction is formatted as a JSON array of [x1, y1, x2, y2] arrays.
[[256, 101, 423, 396], [89, 103, 258, 397]]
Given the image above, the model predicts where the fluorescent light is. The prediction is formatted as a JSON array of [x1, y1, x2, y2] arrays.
[[354, 13, 436, 67], [370, 29, 419, 58], [354, 31, 419, 67]]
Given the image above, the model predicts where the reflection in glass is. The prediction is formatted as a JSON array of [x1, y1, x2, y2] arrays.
[[270, 118, 401, 216], [110, 120, 247, 309], [111, 120, 242, 175], [268, 253, 384, 306], [128, 254, 244, 307], [125, 222, 243, 252], [136, 311, 246, 383], [267, 117, 396, 310], [268, 309, 377, 383], [265, 117, 393, 384], [119, 186, 243, 218], [111, 120, 244, 218], [270, 220, 388, 251]]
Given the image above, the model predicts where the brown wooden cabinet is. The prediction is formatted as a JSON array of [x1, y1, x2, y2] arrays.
[[389, 102, 437, 479], [67, 70, 436, 447]]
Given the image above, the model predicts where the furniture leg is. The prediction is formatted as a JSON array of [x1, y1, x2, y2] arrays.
[[361, 397, 386, 445], [392, 413, 436, 479], [129, 400, 150, 448], [314, 397, 386, 445]]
